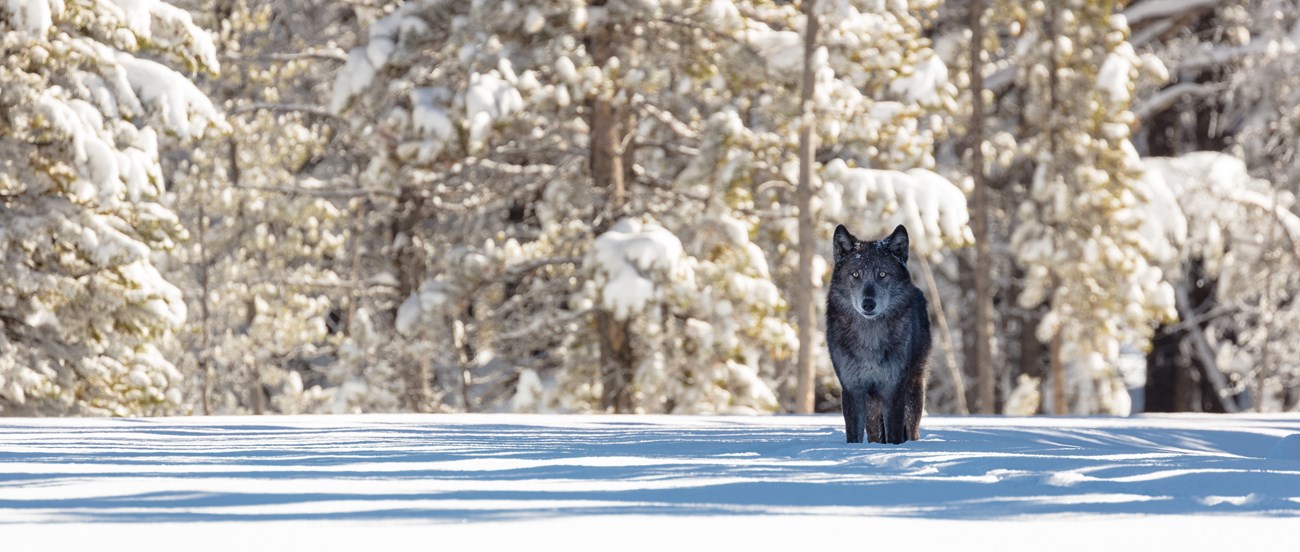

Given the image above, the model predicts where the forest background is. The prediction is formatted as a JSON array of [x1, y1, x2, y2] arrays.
[[3, 0, 1297, 419]]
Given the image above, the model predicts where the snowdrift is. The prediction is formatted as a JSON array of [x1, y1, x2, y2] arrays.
[[2, 414, 1297, 549]]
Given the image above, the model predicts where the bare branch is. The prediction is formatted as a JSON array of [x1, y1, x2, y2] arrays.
[[505, 256, 582, 277], [231, 103, 340, 121], [1133, 82, 1221, 120], [236, 184, 397, 198], [1175, 283, 1241, 413], [220, 50, 349, 64]]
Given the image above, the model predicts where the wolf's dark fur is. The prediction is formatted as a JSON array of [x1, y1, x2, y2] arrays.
[[826, 224, 931, 444]]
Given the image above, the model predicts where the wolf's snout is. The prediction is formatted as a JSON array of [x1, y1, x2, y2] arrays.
[[861, 298, 877, 313]]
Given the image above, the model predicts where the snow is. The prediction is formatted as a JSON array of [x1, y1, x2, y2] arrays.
[[890, 54, 948, 106], [0, 414, 1296, 549], [821, 159, 973, 258], [109, 0, 219, 72], [331, 47, 377, 113], [590, 219, 687, 320], [410, 87, 454, 158], [116, 53, 224, 139], [394, 278, 448, 337], [1097, 42, 1138, 106], [1123, 0, 1220, 25], [3, 0, 60, 35], [747, 25, 804, 76], [1268, 434, 1300, 460], [1137, 152, 1300, 280], [465, 71, 523, 153]]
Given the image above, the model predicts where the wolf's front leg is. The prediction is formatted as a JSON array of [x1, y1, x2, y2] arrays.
[[883, 392, 910, 444], [866, 396, 884, 443], [841, 388, 867, 443]]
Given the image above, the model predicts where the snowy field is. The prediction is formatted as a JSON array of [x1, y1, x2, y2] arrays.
[[2, 414, 1299, 550]]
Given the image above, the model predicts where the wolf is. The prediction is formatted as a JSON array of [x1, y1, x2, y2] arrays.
[[826, 224, 931, 444]]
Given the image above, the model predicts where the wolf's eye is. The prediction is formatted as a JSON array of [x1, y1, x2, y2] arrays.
[[851, 270, 860, 278], [878, 271, 887, 279]]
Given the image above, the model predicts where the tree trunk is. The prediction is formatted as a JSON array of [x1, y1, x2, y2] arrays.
[[588, 0, 634, 412], [969, 0, 996, 415], [1174, 284, 1240, 413], [198, 168, 213, 416], [451, 309, 474, 412], [394, 189, 432, 412], [1045, 3, 1066, 416], [959, 254, 977, 410], [793, 0, 820, 414], [1050, 329, 1065, 415], [1018, 305, 1044, 394], [596, 310, 634, 413], [246, 297, 265, 415]]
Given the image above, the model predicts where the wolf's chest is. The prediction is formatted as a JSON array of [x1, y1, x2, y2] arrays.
[[829, 333, 906, 387]]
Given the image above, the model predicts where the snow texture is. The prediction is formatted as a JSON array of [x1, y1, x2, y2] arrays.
[[330, 2, 425, 113], [116, 53, 225, 139], [821, 159, 973, 257], [746, 26, 804, 76], [1097, 43, 1139, 106], [890, 54, 948, 106], [590, 219, 686, 320], [2, 0, 60, 35], [1269, 433, 1300, 460], [394, 278, 448, 337], [1123, 0, 1221, 25], [1137, 152, 1300, 278], [0, 414, 1297, 549]]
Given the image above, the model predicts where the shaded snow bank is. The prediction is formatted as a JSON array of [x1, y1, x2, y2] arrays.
[[2, 413, 1298, 529]]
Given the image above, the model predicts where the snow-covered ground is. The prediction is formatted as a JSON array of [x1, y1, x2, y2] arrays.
[[2, 414, 1298, 550]]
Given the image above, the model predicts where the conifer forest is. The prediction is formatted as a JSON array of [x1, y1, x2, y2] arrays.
[[3, 0, 1298, 418]]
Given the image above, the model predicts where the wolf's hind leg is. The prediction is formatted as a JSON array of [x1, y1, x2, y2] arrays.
[[905, 377, 925, 441]]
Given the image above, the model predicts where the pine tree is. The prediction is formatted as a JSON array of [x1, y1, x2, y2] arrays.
[[162, 0, 363, 414], [332, 0, 971, 413], [0, 0, 224, 415], [1010, 0, 1175, 414]]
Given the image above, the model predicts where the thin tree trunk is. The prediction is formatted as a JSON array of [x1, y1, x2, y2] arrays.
[[1050, 330, 1065, 415], [596, 310, 634, 413], [451, 310, 473, 412], [1018, 301, 1044, 410], [345, 187, 366, 330], [1046, 3, 1066, 416], [1257, 188, 1281, 412], [229, 137, 269, 415], [394, 189, 431, 412], [969, 0, 996, 415], [198, 169, 213, 416], [246, 298, 265, 416], [793, 0, 820, 414], [919, 257, 968, 414], [959, 255, 977, 410], [589, 0, 634, 412]]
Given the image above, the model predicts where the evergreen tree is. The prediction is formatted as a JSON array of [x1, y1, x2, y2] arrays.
[[0, 0, 224, 414], [1009, 0, 1175, 414], [332, 0, 971, 413], [163, 0, 362, 414]]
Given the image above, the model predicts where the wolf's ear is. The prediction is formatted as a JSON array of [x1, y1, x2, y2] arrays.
[[882, 224, 909, 263], [833, 224, 857, 262]]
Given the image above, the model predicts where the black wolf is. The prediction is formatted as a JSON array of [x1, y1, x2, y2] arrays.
[[826, 224, 931, 444]]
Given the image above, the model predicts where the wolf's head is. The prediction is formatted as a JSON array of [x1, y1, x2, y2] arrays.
[[829, 224, 914, 320]]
